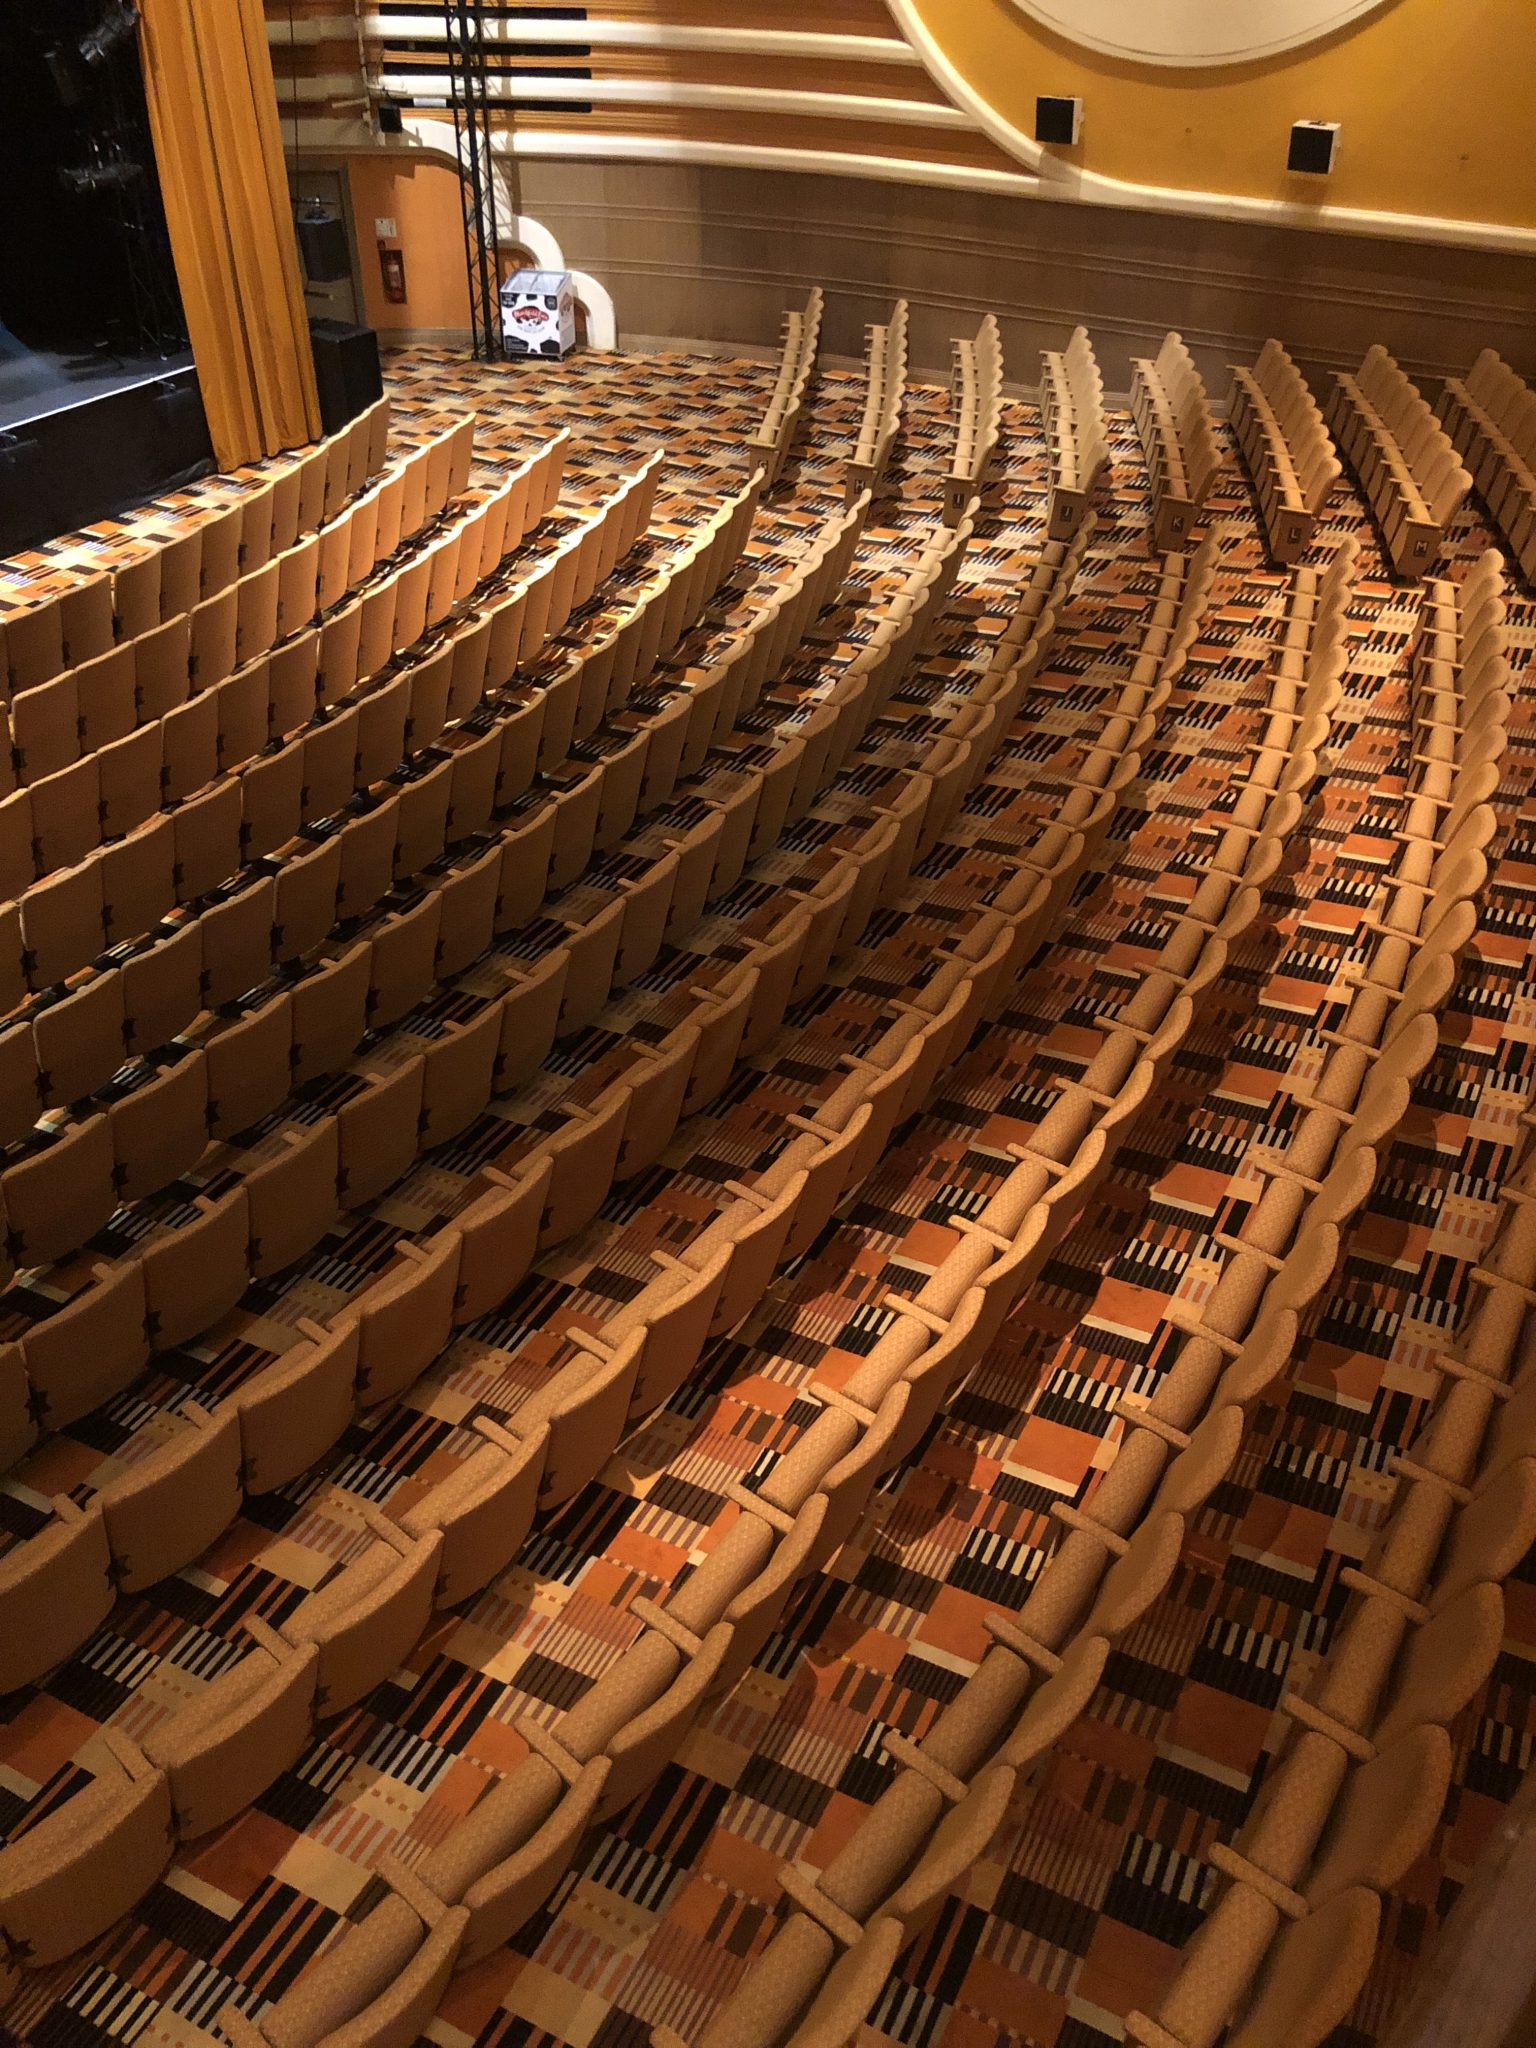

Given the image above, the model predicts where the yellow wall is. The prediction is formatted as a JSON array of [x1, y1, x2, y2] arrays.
[[905, 0, 1536, 229], [346, 157, 472, 331]]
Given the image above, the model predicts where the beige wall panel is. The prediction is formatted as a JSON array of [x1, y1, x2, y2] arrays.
[[518, 158, 1536, 391]]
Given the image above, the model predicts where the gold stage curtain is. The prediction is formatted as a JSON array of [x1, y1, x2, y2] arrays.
[[138, 0, 321, 469]]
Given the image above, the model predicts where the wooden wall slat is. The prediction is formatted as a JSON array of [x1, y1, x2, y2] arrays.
[[368, 49, 946, 103], [491, 106, 1019, 172]]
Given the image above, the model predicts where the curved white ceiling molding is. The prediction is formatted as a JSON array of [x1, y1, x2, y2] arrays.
[[398, 111, 1038, 201], [884, 0, 1536, 252], [1006, 0, 1395, 68]]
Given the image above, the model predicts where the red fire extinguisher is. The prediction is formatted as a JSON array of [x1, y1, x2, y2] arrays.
[[379, 243, 406, 305]]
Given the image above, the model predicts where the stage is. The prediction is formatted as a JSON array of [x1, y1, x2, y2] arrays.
[[0, 343, 211, 558], [0, 336, 192, 431], [0, 0, 211, 559]]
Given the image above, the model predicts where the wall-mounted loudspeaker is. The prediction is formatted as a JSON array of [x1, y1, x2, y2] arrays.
[[295, 206, 351, 283], [1288, 121, 1340, 174], [1035, 95, 1083, 146], [377, 100, 404, 135]]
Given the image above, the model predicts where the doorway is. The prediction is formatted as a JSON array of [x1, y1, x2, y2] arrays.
[[287, 166, 363, 327]]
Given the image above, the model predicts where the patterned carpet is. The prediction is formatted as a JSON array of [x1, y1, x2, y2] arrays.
[[0, 342, 1531, 2048]]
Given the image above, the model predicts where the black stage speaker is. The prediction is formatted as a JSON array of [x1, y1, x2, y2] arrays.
[[295, 208, 351, 283], [1036, 94, 1083, 146], [308, 318, 383, 435], [1288, 121, 1340, 174], [377, 100, 404, 135]]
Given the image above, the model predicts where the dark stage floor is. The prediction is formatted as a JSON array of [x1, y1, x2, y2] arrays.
[[0, 334, 195, 432]]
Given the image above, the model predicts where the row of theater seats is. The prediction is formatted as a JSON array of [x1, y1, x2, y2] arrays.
[[844, 298, 909, 502], [0, 419, 554, 933], [0, 416, 455, 797], [1040, 324, 1110, 542], [0, 396, 392, 699], [1438, 349, 1536, 585], [0, 368, 958, 1916], [0, 441, 647, 1221], [942, 313, 1003, 525], [1129, 331, 1224, 551], [668, 526, 1369, 2048], [0, 357, 1048, 1987], [190, 481, 1097, 2048], [0, 446, 652, 1280], [0, 457, 764, 1637], [1119, 551, 1522, 2048], [1327, 345, 1472, 577], [751, 287, 824, 487], [1228, 338, 1343, 566]]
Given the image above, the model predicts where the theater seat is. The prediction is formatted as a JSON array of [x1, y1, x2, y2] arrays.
[[530, 1078, 627, 1249], [236, 1320, 360, 1492], [280, 1518, 443, 1717], [595, 1621, 732, 1816], [143, 1188, 249, 1358], [446, 1759, 610, 1967], [143, 1622, 319, 1839], [1228, 1889, 1381, 2048], [703, 1169, 808, 1337], [204, 996, 293, 1140], [452, 1157, 551, 1325], [21, 859, 104, 994], [616, 1243, 732, 1414], [367, 893, 440, 1029], [240, 746, 304, 863], [220, 1886, 466, 2048], [274, 837, 343, 963], [712, 1496, 830, 1697], [100, 820, 174, 967], [96, 1400, 243, 1591], [32, 971, 126, 1107], [2, 1113, 117, 1268], [246, 1123, 342, 1278], [554, 893, 623, 1038], [432, 843, 500, 978], [0, 1341, 35, 1471], [291, 943, 371, 1088], [22, 1258, 151, 1429], [684, 964, 756, 1115], [518, 1329, 644, 1504], [338, 1056, 425, 1208], [615, 1024, 698, 1179], [400, 1417, 547, 1606], [201, 878, 277, 1008], [418, 1004, 500, 1146], [494, 949, 568, 1091], [0, 1732, 173, 1967], [688, 1915, 836, 2048], [352, 1230, 461, 1407], [122, 921, 202, 1055], [0, 1496, 115, 1693]]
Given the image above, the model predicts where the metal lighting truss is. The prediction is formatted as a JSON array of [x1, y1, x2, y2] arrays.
[[443, 0, 500, 360]]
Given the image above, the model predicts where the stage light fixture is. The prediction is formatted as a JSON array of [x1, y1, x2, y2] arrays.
[[60, 147, 144, 194], [78, 0, 140, 68], [44, 44, 87, 108]]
